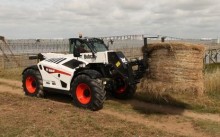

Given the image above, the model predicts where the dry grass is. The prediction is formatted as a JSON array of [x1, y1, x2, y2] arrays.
[[205, 68, 220, 94], [0, 66, 219, 136], [193, 120, 220, 136], [0, 55, 37, 69], [0, 92, 173, 137], [0, 67, 24, 81], [0, 63, 219, 114]]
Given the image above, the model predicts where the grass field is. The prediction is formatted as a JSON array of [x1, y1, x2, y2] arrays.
[[0, 67, 24, 81], [0, 64, 220, 114], [0, 93, 175, 137], [0, 65, 220, 137]]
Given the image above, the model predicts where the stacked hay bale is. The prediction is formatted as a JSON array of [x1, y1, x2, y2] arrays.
[[140, 43, 205, 95]]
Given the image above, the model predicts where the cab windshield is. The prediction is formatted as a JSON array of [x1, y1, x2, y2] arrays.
[[87, 38, 108, 52]]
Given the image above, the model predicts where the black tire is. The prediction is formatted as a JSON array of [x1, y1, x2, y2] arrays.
[[112, 77, 136, 99], [71, 74, 106, 111], [22, 69, 44, 97]]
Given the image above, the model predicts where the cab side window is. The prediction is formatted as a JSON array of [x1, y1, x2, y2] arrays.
[[75, 40, 91, 53]]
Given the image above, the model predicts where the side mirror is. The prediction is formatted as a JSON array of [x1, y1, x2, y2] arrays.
[[106, 44, 109, 50], [107, 39, 114, 50], [110, 39, 114, 44]]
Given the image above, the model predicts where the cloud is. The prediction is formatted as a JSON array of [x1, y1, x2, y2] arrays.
[[116, 0, 147, 11], [0, 0, 219, 39]]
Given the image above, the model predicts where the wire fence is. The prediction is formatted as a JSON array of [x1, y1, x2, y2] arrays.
[[0, 37, 220, 69], [0, 38, 219, 55], [0, 39, 69, 55]]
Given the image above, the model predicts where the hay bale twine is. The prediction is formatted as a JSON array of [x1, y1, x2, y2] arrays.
[[140, 43, 205, 95]]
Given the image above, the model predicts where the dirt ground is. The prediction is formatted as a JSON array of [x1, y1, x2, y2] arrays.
[[0, 78, 220, 137]]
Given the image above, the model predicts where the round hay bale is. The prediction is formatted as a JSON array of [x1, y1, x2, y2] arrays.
[[140, 43, 205, 95]]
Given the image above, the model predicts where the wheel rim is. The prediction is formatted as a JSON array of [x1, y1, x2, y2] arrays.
[[25, 76, 37, 93], [116, 77, 127, 94], [76, 83, 91, 105]]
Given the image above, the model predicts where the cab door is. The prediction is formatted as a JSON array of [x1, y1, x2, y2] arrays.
[[69, 39, 95, 63]]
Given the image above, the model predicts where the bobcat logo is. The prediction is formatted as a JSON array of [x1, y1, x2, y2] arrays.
[[84, 54, 94, 59]]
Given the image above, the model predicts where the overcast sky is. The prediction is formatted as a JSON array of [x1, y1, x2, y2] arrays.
[[0, 0, 219, 39]]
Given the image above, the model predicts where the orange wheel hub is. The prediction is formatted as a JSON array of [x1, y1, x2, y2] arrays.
[[117, 86, 127, 94], [76, 83, 91, 104], [116, 78, 127, 94], [25, 76, 37, 93]]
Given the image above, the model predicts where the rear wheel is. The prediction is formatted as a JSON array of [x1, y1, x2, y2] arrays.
[[71, 74, 106, 111], [22, 69, 44, 97], [112, 77, 136, 99]]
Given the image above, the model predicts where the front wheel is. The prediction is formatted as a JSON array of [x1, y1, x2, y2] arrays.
[[112, 77, 136, 99], [22, 69, 44, 97], [71, 74, 106, 111]]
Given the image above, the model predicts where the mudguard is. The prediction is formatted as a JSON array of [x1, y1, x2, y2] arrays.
[[74, 69, 102, 79], [22, 65, 39, 75]]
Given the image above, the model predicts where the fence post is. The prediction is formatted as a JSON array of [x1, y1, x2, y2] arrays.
[[19, 55, 23, 67], [132, 45, 134, 58], [2, 57, 5, 69]]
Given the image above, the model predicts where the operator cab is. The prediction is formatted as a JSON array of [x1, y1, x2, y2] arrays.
[[69, 38, 109, 57]]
